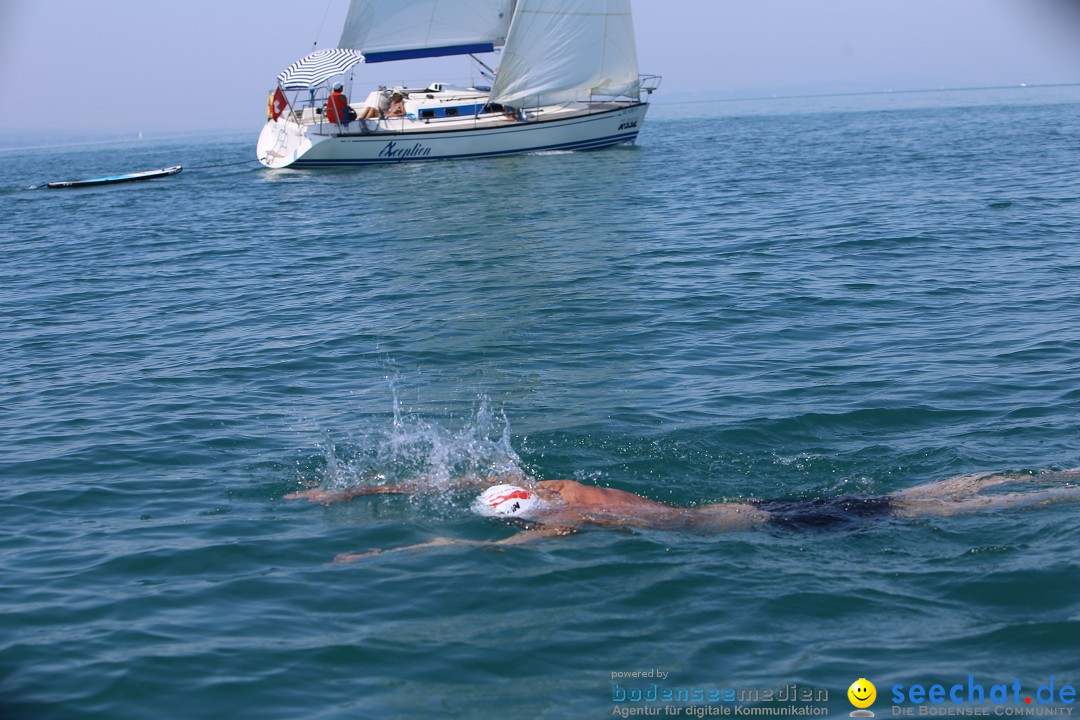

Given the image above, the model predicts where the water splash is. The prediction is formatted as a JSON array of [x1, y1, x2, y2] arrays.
[[311, 395, 527, 496]]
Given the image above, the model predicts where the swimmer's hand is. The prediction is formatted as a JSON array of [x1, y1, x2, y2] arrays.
[[333, 549, 384, 563], [284, 488, 337, 503]]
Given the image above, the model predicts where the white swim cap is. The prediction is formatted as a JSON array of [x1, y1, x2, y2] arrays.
[[474, 484, 540, 518]]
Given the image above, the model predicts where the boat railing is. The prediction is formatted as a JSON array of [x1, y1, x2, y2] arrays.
[[286, 87, 367, 135], [639, 75, 662, 101]]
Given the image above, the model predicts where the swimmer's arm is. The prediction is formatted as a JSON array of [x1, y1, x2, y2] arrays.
[[333, 526, 578, 563], [452, 473, 536, 490], [333, 537, 475, 562], [498, 525, 579, 544], [285, 473, 531, 505], [284, 484, 414, 505]]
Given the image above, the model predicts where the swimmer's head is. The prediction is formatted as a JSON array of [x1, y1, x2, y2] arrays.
[[474, 484, 540, 519]]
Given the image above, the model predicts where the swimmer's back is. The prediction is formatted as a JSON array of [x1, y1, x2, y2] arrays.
[[537, 480, 673, 509]]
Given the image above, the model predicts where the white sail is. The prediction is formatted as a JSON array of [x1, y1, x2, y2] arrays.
[[488, 0, 640, 107], [339, 0, 517, 63]]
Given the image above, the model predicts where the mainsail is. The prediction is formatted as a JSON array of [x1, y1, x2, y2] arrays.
[[339, 0, 517, 63], [488, 0, 640, 107]]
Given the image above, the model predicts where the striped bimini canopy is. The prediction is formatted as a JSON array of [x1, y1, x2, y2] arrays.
[[277, 48, 364, 90]]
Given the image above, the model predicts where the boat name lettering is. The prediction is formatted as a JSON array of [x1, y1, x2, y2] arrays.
[[618, 121, 638, 131], [379, 142, 433, 159]]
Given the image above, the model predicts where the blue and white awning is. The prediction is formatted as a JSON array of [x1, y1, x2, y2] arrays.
[[276, 48, 364, 90]]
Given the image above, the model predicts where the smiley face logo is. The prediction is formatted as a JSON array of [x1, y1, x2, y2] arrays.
[[848, 678, 877, 711]]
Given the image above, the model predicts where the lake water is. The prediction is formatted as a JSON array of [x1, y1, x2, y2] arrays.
[[2, 85, 1080, 719]]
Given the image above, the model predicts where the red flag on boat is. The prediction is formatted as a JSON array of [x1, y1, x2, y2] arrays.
[[270, 87, 288, 121]]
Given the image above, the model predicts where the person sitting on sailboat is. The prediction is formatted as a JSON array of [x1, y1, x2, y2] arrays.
[[326, 83, 358, 126], [385, 89, 408, 118], [358, 88, 389, 120]]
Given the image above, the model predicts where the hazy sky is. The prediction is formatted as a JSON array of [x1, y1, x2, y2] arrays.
[[1, 0, 1077, 137]]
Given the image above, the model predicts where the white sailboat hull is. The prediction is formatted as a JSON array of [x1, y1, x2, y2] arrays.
[[257, 102, 649, 168]]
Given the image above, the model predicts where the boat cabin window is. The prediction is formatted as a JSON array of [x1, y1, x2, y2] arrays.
[[418, 104, 485, 119]]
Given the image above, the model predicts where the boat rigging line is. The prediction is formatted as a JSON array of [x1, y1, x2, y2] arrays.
[[469, 54, 497, 83], [312, 0, 335, 51]]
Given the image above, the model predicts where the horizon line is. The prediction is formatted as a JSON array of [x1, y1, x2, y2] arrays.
[[653, 81, 1080, 106], [2, 81, 1077, 152]]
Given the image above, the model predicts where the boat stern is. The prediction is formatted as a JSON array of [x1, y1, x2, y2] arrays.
[[257, 118, 316, 169]]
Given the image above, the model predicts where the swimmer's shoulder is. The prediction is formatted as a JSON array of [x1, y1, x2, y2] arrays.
[[535, 479, 580, 498], [536, 479, 577, 488]]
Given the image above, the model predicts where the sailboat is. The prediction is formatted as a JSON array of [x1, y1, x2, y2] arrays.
[[256, 0, 659, 168]]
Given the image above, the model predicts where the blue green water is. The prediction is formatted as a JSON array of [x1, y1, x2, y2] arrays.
[[3, 86, 1080, 719]]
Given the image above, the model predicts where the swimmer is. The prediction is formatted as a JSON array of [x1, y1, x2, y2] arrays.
[[285, 468, 1080, 561]]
